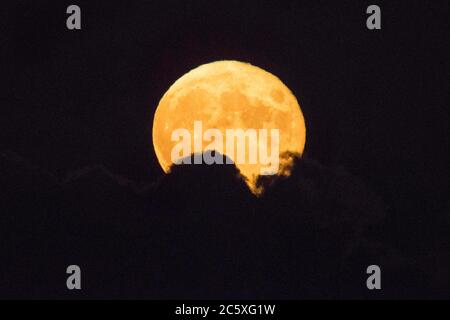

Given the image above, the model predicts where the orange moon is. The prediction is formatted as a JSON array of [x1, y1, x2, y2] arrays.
[[152, 60, 306, 194]]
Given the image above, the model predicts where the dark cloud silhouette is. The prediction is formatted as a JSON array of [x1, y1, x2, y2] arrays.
[[0, 150, 448, 299]]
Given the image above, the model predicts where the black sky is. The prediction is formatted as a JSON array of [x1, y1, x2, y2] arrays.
[[0, 0, 449, 299], [2, 1, 448, 235], [1, 1, 448, 216]]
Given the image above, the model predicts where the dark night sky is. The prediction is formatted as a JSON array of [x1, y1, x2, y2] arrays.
[[2, 0, 448, 217], [0, 0, 449, 299]]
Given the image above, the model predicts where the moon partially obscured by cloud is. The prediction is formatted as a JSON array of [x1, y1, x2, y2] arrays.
[[152, 60, 306, 193]]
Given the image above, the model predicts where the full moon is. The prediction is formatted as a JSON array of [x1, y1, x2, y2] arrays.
[[152, 60, 306, 194]]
